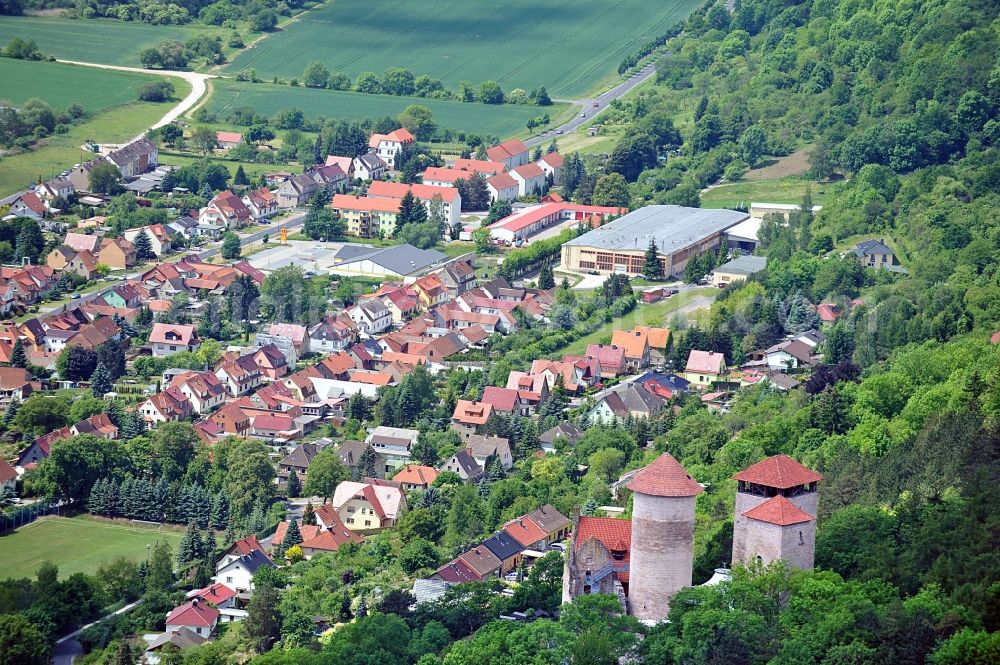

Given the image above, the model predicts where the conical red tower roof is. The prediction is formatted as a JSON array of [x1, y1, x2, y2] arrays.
[[742, 495, 815, 526], [627, 452, 703, 497], [732, 454, 822, 489]]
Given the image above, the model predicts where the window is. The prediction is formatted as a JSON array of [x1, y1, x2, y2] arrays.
[[226, 576, 232, 583], [365, 520, 371, 526], [170, 345, 177, 351], [347, 518, 354, 524], [799, 531, 804, 545]]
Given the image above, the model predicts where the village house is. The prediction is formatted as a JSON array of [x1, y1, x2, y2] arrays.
[[368, 127, 415, 170], [584, 343, 627, 378], [329, 194, 400, 239], [451, 399, 494, 438], [70, 413, 118, 438], [325, 155, 355, 179], [336, 440, 387, 479], [413, 273, 449, 308], [465, 434, 514, 470], [486, 172, 519, 204], [539, 422, 585, 453], [349, 298, 392, 336], [610, 329, 651, 370], [852, 238, 902, 270], [278, 442, 320, 483], [165, 599, 219, 638], [509, 163, 546, 196], [199, 191, 253, 231], [106, 137, 159, 178], [684, 350, 727, 388], [215, 131, 243, 150], [536, 152, 563, 184], [353, 152, 388, 181], [98, 237, 137, 269], [46, 246, 98, 280], [138, 386, 194, 428], [393, 464, 438, 491], [332, 480, 407, 531], [367, 181, 462, 228], [209, 402, 251, 436], [486, 138, 530, 169], [308, 318, 355, 353], [34, 177, 75, 210], [150, 323, 200, 357], [275, 174, 319, 209], [240, 187, 278, 220], [215, 355, 263, 396], [124, 224, 172, 256], [439, 449, 483, 482], [0, 367, 33, 405], [213, 550, 275, 595], [170, 371, 226, 414]]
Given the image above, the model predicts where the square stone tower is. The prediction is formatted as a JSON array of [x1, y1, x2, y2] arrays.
[[626, 452, 703, 622], [731, 454, 822, 570]]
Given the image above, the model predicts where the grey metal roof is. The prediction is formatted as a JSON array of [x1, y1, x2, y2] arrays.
[[714, 254, 767, 276], [412, 578, 452, 605], [564, 205, 748, 254], [337, 244, 448, 276], [482, 530, 525, 561]]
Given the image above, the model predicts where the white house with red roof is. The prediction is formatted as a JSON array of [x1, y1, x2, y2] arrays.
[[166, 598, 219, 637], [683, 350, 727, 388], [241, 187, 278, 220], [0, 458, 16, 492], [487, 202, 621, 244], [8, 192, 46, 220], [215, 131, 243, 150], [486, 172, 519, 205], [170, 370, 226, 414], [137, 386, 194, 428], [150, 323, 200, 357], [199, 191, 253, 230], [325, 155, 355, 179], [368, 127, 415, 170], [187, 582, 245, 623], [509, 163, 546, 197], [123, 224, 173, 256], [331, 480, 407, 531], [486, 139, 530, 168], [537, 152, 563, 184]]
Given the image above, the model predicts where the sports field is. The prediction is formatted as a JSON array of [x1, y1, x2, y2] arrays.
[[226, 0, 702, 97], [0, 15, 216, 67], [0, 515, 185, 580], [207, 80, 563, 137], [0, 58, 168, 111]]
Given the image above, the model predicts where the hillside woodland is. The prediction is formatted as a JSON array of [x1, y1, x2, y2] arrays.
[[1, 0, 999, 664]]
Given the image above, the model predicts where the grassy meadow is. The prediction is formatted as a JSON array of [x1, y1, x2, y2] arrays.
[[0, 15, 218, 67], [0, 515, 185, 579], [699, 178, 837, 209], [0, 58, 168, 111], [226, 0, 703, 97], [206, 79, 563, 136]]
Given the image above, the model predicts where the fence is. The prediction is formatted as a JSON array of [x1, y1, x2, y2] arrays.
[[0, 499, 62, 533]]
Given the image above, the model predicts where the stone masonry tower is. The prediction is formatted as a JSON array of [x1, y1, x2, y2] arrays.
[[731, 454, 822, 570], [626, 452, 703, 621]]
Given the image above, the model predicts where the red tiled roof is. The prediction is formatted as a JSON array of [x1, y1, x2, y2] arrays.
[[732, 454, 823, 489], [453, 158, 506, 175], [166, 600, 219, 628], [626, 453, 703, 497], [685, 350, 725, 375], [434, 558, 481, 583], [575, 516, 632, 582], [227, 535, 266, 557], [216, 131, 243, 144], [301, 526, 363, 552], [368, 180, 459, 203], [190, 582, 236, 606], [392, 464, 438, 486], [511, 163, 544, 179], [487, 172, 518, 191], [272, 521, 320, 546], [742, 495, 815, 526], [502, 516, 547, 547], [330, 194, 401, 213], [0, 458, 16, 483], [480, 386, 519, 412]]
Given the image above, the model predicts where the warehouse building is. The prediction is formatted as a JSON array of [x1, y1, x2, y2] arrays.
[[559, 205, 749, 277]]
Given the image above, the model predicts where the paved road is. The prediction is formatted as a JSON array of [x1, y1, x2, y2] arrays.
[[56, 60, 214, 137], [525, 62, 657, 147], [53, 599, 143, 665]]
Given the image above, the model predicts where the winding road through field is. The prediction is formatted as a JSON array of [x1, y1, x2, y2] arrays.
[[56, 59, 213, 136]]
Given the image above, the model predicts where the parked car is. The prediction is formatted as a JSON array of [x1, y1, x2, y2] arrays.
[[592, 101, 599, 107], [70, 293, 81, 299]]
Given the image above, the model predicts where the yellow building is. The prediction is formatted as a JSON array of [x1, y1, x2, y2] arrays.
[[329, 194, 401, 239]]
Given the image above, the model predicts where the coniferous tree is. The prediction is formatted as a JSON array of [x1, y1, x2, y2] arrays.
[[134, 230, 155, 260], [2, 397, 19, 425], [357, 444, 378, 480], [178, 521, 199, 565], [120, 411, 145, 441], [90, 362, 113, 397], [136, 306, 153, 327], [282, 520, 303, 548], [10, 338, 27, 368], [106, 400, 124, 428], [537, 263, 555, 289], [302, 502, 316, 526], [339, 590, 353, 623], [286, 470, 301, 498], [244, 579, 282, 653], [356, 596, 368, 619], [211, 492, 230, 530], [147, 540, 174, 592], [234, 164, 249, 187], [247, 503, 267, 535], [395, 190, 420, 235], [582, 497, 597, 515], [643, 239, 663, 280]]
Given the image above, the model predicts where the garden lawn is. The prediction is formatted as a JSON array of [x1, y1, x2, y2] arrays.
[[0, 58, 169, 111], [0, 15, 216, 67], [552, 287, 716, 358], [225, 0, 703, 97], [0, 515, 185, 579], [699, 178, 837, 209], [206, 80, 563, 137], [0, 87, 189, 196]]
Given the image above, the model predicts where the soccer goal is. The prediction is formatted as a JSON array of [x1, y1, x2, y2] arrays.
[[130, 519, 164, 532]]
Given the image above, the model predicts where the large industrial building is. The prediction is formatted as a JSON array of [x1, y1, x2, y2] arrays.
[[559, 205, 749, 277]]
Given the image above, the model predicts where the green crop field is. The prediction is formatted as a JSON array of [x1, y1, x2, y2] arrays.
[[0, 15, 215, 67], [0, 515, 185, 579], [207, 79, 562, 137], [226, 0, 703, 97], [0, 58, 168, 111], [699, 178, 837, 209]]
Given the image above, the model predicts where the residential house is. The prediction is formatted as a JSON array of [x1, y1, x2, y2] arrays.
[[393, 464, 438, 491], [683, 350, 727, 388], [502, 516, 548, 551], [308, 318, 355, 353], [0, 367, 33, 405], [98, 237, 137, 269], [758, 339, 817, 371], [525, 504, 572, 544], [329, 194, 400, 239], [144, 627, 208, 664], [46, 246, 97, 279], [332, 480, 407, 531], [509, 163, 546, 197], [187, 583, 243, 623], [379, 287, 420, 323], [817, 303, 842, 322], [150, 323, 200, 357], [711, 255, 768, 287], [465, 434, 513, 470], [457, 545, 503, 580], [199, 191, 253, 231], [275, 173, 320, 209], [267, 323, 309, 356], [217, 535, 269, 570], [852, 239, 900, 270], [632, 325, 670, 364], [213, 550, 275, 594], [70, 413, 118, 439], [368, 127, 415, 170], [451, 399, 494, 438], [325, 155, 355, 179], [367, 180, 462, 228], [209, 402, 251, 436], [278, 442, 319, 483], [241, 187, 278, 220], [35, 177, 75, 209], [584, 344, 627, 378], [170, 371, 226, 414], [165, 599, 218, 638], [539, 422, 585, 453], [124, 225, 172, 256], [453, 158, 507, 176], [413, 273, 449, 308], [353, 152, 388, 181], [250, 413, 297, 441], [66, 159, 102, 193], [536, 152, 563, 184], [253, 344, 290, 380], [137, 387, 193, 428], [440, 449, 483, 482], [63, 232, 101, 254], [337, 440, 387, 480], [431, 559, 481, 584], [8, 192, 45, 220], [482, 530, 525, 574], [486, 139, 530, 169], [434, 260, 476, 295], [307, 163, 348, 194], [0, 459, 16, 493], [215, 355, 263, 396], [486, 173, 519, 204], [215, 131, 242, 150], [106, 137, 158, 178], [350, 299, 392, 336], [480, 386, 527, 417], [610, 329, 651, 370]]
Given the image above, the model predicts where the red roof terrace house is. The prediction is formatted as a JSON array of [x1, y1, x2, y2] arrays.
[[150, 323, 200, 357]]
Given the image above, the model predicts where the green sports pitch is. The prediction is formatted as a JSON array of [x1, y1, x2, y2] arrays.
[[227, 0, 703, 98], [0, 515, 185, 580]]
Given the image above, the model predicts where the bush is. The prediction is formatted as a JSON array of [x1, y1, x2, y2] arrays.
[[137, 80, 176, 102]]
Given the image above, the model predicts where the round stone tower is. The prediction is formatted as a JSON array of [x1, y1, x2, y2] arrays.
[[626, 452, 703, 622]]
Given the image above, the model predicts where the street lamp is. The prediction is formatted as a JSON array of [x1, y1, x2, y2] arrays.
[[146, 544, 151, 561]]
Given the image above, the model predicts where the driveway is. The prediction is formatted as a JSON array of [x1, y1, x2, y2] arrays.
[[56, 60, 214, 137], [525, 62, 657, 147]]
